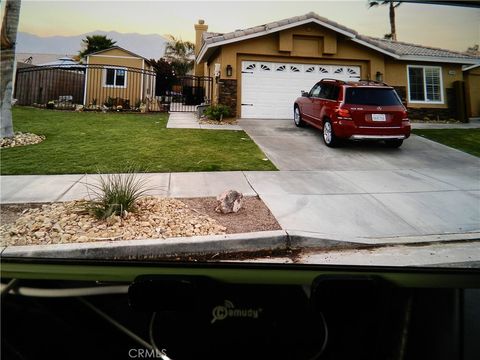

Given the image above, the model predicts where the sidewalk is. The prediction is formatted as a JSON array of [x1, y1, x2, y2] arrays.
[[0, 172, 256, 203], [166, 112, 242, 130], [2, 169, 479, 241], [411, 118, 480, 129]]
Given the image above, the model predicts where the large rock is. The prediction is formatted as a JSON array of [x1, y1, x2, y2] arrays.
[[215, 190, 244, 214]]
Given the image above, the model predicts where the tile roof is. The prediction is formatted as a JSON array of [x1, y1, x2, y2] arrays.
[[356, 35, 478, 60], [199, 12, 480, 63], [202, 12, 357, 45]]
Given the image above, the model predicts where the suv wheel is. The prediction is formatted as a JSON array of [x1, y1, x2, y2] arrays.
[[385, 139, 403, 148], [323, 119, 338, 147], [294, 106, 304, 127]]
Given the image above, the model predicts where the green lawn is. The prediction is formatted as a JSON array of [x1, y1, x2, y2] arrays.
[[413, 129, 480, 157], [0, 107, 277, 175]]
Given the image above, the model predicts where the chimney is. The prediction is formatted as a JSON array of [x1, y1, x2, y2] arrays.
[[194, 19, 208, 76], [194, 19, 208, 57]]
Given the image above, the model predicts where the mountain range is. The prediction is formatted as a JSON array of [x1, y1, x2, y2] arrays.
[[16, 31, 169, 60]]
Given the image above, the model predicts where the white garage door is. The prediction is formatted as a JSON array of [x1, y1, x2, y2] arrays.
[[241, 61, 361, 119]]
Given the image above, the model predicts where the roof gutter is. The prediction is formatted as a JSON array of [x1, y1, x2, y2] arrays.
[[398, 55, 480, 65], [463, 64, 480, 71]]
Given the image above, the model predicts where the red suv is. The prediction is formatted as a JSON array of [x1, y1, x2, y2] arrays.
[[293, 79, 411, 148]]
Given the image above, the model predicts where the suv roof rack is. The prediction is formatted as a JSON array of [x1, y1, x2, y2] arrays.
[[320, 78, 346, 84], [357, 79, 390, 86]]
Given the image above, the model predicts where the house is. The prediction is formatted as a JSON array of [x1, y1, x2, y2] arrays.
[[38, 56, 79, 67], [15, 53, 77, 66], [83, 46, 156, 109], [194, 12, 480, 120]]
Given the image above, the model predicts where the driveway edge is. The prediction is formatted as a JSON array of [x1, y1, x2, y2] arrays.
[[287, 230, 480, 249]]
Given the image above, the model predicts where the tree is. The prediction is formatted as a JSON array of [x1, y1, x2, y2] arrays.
[[79, 35, 116, 59], [466, 44, 479, 56], [164, 35, 195, 76], [1, 0, 21, 138], [149, 58, 175, 96], [368, 0, 401, 41]]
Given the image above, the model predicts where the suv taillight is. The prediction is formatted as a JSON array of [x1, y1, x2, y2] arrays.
[[336, 108, 351, 119], [401, 110, 409, 122]]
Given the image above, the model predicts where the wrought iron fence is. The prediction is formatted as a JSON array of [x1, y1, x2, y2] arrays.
[[15, 65, 86, 108], [167, 75, 213, 112], [14, 64, 213, 112]]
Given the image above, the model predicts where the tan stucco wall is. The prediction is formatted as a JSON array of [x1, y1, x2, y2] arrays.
[[85, 49, 147, 106], [385, 60, 463, 109], [465, 67, 480, 117]]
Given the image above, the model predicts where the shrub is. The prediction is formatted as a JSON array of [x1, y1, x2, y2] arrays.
[[85, 169, 150, 219], [204, 104, 230, 121], [104, 97, 114, 108]]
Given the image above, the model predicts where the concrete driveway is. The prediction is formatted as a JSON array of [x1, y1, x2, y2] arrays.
[[239, 119, 480, 171], [240, 119, 480, 240]]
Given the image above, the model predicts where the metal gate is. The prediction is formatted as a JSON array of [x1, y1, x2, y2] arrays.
[[166, 75, 213, 112]]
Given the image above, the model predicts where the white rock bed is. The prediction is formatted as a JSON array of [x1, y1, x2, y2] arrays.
[[0, 197, 227, 247], [0, 132, 46, 148]]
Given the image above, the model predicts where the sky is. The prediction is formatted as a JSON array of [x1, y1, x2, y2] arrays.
[[14, 0, 480, 52]]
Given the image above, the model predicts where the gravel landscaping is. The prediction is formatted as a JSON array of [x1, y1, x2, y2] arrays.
[[0, 132, 45, 148], [0, 196, 280, 247], [199, 117, 238, 125]]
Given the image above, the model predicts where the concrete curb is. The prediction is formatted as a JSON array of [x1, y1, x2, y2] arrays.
[[1, 229, 479, 259], [1, 230, 287, 259]]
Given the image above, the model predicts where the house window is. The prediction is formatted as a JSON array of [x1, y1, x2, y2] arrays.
[[407, 65, 443, 103], [104, 68, 127, 87]]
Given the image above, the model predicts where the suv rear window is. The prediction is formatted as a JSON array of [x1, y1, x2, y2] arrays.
[[345, 88, 402, 106]]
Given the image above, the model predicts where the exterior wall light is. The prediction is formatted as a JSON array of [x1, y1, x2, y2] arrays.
[[226, 65, 233, 77], [375, 71, 383, 82]]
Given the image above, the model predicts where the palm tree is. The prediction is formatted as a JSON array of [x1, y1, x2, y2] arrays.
[[164, 35, 195, 76], [368, 0, 401, 41], [1, 0, 21, 138], [79, 35, 116, 59]]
